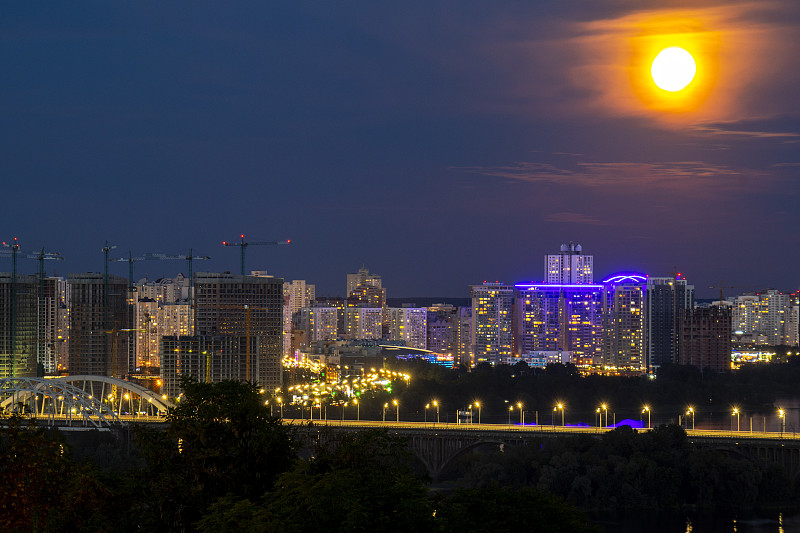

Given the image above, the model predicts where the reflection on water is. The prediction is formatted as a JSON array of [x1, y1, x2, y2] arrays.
[[595, 511, 800, 533]]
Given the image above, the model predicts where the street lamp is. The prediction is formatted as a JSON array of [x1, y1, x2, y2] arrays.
[[425, 403, 430, 423], [596, 407, 601, 429], [600, 404, 608, 428], [509, 405, 513, 425], [433, 400, 439, 424], [383, 402, 388, 422], [354, 398, 359, 421], [555, 403, 564, 426], [517, 402, 523, 425], [393, 399, 399, 422], [474, 401, 481, 424], [732, 407, 740, 432], [642, 405, 650, 429], [686, 407, 695, 431], [779, 408, 785, 436]]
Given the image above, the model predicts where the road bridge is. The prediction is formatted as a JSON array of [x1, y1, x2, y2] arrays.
[[286, 420, 800, 480]]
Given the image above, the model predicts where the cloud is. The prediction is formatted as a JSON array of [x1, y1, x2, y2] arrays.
[[544, 212, 611, 225], [454, 159, 759, 192], [690, 122, 800, 139]]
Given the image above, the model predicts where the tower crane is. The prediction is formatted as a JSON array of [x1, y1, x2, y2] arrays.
[[708, 283, 755, 303], [2, 239, 63, 377], [223, 235, 290, 276], [112, 250, 211, 373]]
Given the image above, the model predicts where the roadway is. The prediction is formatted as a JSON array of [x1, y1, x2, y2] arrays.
[[18, 414, 800, 441]]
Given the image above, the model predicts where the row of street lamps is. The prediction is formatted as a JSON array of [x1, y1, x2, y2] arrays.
[[269, 395, 788, 433]]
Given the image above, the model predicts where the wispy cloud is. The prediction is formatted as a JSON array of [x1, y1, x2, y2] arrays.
[[690, 123, 800, 139], [454, 160, 758, 191]]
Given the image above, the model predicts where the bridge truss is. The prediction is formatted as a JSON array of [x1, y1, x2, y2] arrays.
[[0, 376, 175, 428]]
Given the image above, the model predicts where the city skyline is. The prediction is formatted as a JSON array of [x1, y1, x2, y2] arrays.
[[2, 2, 799, 298]]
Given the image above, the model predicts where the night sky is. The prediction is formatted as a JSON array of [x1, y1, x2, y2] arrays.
[[2, 1, 798, 298]]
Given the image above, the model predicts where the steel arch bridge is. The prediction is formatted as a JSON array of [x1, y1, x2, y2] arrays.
[[0, 376, 175, 428]]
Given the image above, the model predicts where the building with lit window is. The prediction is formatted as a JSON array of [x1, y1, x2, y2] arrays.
[[388, 307, 427, 350], [514, 283, 603, 367], [193, 272, 284, 390], [299, 306, 339, 343], [646, 276, 694, 371], [345, 307, 383, 340], [67, 273, 130, 378], [731, 290, 795, 346], [470, 282, 513, 365], [678, 305, 732, 372], [0, 274, 40, 378], [600, 274, 647, 371], [545, 242, 593, 285]]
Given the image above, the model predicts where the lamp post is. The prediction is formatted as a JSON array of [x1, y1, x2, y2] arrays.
[[517, 402, 523, 425], [433, 400, 439, 424], [425, 403, 430, 423], [600, 404, 608, 428], [354, 398, 359, 421], [779, 408, 785, 436], [278, 397, 283, 419], [556, 403, 564, 426], [596, 407, 601, 429], [509, 405, 513, 425], [475, 401, 481, 424], [687, 407, 695, 431], [393, 399, 399, 422], [642, 405, 650, 429], [732, 408, 740, 432], [383, 402, 388, 422]]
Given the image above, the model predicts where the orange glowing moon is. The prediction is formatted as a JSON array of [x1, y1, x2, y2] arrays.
[[651, 46, 697, 92]]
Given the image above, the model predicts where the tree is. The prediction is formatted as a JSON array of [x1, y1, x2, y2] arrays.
[[132, 378, 297, 531]]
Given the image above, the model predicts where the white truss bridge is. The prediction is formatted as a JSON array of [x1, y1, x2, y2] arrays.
[[0, 376, 175, 428]]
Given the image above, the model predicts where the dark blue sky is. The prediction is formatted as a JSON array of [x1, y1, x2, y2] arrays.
[[2, 1, 798, 298]]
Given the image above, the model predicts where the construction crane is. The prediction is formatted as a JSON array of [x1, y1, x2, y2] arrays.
[[143, 249, 211, 282], [2, 239, 63, 376], [223, 235, 290, 276], [708, 283, 754, 303], [104, 323, 145, 381]]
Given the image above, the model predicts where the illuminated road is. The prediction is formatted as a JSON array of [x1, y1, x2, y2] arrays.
[[281, 418, 800, 441]]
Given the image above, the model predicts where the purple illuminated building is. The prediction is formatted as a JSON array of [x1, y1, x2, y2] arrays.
[[514, 283, 603, 367], [601, 273, 647, 371]]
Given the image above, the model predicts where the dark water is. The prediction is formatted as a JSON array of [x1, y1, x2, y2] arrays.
[[594, 511, 800, 532]]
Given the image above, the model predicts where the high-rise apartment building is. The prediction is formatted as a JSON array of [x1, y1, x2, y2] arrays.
[[545, 243, 593, 284], [193, 272, 284, 390], [515, 283, 603, 367], [135, 276, 193, 370], [646, 276, 694, 371], [601, 274, 647, 370], [678, 305, 732, 372], [68, 273, 130, 378], [345, 307, 383, 340], [427, 305, 456, 356], [161, 335, 259, 399], [731, 290, 794, 346], [388, 307, 427, 350], [284, 280, 316, 315], [299, 306, 339, 343], [470, 282, 513, 365], [453, 307, 472, 367], [347, 267, 382, 296], [0, 274, 40, 378]]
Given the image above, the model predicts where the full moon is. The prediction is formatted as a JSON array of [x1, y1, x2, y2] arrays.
[[651, 47, 696, 92]]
